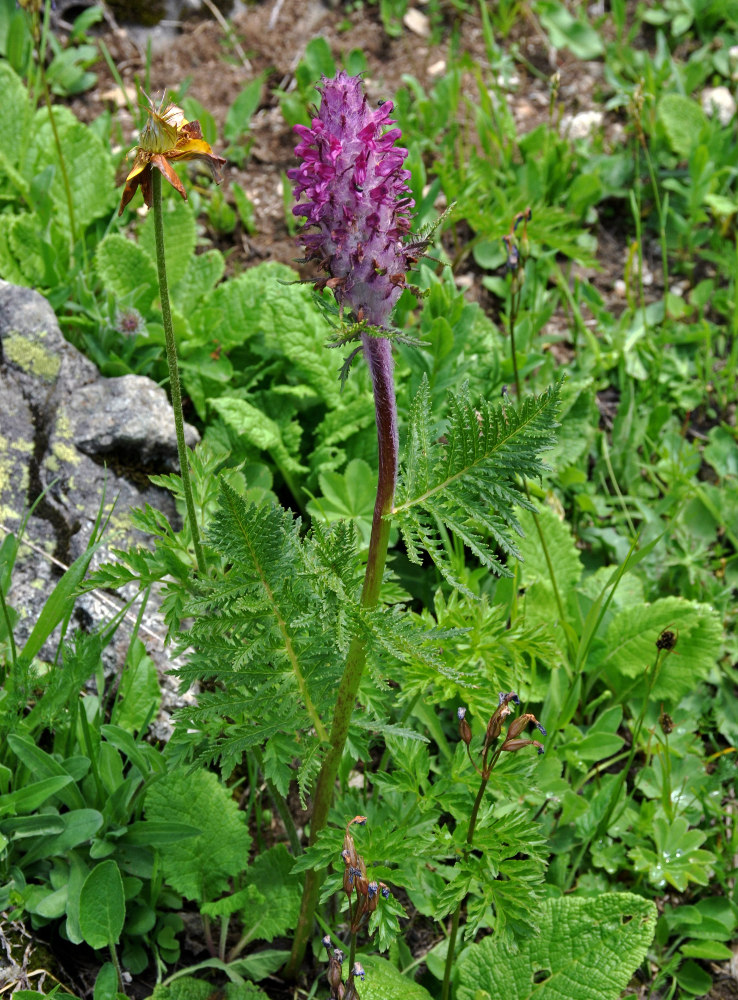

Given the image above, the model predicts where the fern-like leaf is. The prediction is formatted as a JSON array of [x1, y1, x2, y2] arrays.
[[393, 378, 560, 590]]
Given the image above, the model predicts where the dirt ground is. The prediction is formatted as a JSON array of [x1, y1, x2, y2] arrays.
[[68, 0, 628, 305]]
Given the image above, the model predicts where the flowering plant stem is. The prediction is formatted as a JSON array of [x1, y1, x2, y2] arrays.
[[151, 170, 206, 574], [441, 758, 497, 1000], [285, 336, 397, 978]]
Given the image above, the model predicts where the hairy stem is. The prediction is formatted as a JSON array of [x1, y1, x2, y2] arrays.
[[152, 170, 206, 574], [284, 336, 398, 979]]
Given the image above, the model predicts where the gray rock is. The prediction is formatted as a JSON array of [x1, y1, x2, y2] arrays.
[[0, 280, 198, 688]]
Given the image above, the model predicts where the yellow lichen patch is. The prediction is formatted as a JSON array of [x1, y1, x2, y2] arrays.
[[4, 332, 61, 382], [51, 442, 79, 466]]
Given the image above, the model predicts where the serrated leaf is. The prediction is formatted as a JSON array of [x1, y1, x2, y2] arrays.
[[210, 396, 307, 475], [599, 597, 722, 702], [658, 94, 707, 158], [96, 233, 159, 314], [172, 248, 225, 309], [0, 63, 32, 172], [457, 893, 656, 1000], [236, 844, 302, 943], [24, 105, 116, 229], [144, 769, 252, 903], [516, 502, 582, 591]]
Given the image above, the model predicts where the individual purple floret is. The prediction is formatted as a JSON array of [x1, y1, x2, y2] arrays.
[[457, 706, 467, 721], [288, 71, 415, 330]]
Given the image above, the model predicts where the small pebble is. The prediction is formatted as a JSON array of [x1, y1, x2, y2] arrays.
[[560, 110, 604, 140], [701, 86, 736, 126], [404, 7, 430, 36]]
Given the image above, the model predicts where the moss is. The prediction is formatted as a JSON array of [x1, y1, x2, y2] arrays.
[[4, 331, 61, 382]]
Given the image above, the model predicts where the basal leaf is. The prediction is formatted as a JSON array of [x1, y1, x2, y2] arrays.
[[96, 233, 159, 314], [599, 597, 722, 702], [25, 105, 116, 229], [457, 893, 656, 1000], [144, 768, 252, 903], [79, 860, 126, 949], [516, 502, 583, 591]]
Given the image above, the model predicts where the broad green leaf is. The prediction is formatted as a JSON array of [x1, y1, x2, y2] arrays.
[[658, 94, 707, 158], [345, 955, 433, 1000], [628, 816, 715, 891], [0, 775, 73, 816], [210, 396, 307, 475], [24, 105, 116, 229], [123, 821, 202, 845], [599, 597, 722, 701], [306, 458, 377, 545], [0, 62, 32, 170], [233, 844, 301, 943], [29, 884, 68, 919], [225, 76, 263, 144], [172, 248, 224, 310], [96, 233, 159, 314], [0, 214, 26, 283], [21, 809, 103, 865], [457, 893, 656, 1000], [79, 859, 126, 949], [111, 640, 161, 733], [139, 196, 197, 289], [537, 1, 604, 59], [516, 502, 583, 591], [7, 734, 85, 810], [0, 814, 65, 839], [144, 768, 252, 903]]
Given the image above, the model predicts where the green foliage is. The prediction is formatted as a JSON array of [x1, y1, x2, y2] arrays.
[[144, 769, 252, 903], [457, 893, 657, 1000], [394, 379, 560, 590], [79, 860, 126, 949]]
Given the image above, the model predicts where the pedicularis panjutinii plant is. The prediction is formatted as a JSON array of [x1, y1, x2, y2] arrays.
[[284, 71, 560, 976], [108, 70, 560, 986], [285, 70, 420, 976]]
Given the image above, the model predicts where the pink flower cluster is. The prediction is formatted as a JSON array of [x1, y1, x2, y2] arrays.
[[288, 71, 415, 329]]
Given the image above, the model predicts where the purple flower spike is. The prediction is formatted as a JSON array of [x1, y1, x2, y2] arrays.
[[288, 71, 415, 329]]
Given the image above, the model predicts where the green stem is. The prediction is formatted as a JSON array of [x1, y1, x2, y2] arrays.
[[508, 271, 571, 664], [253, 746, 302, 856], [284, 337, 398, 980], [152, 170, 206, 574], [564, 645, 669, 892], [441, 769, 493, 1000], [109, 943, 126, 995], [0, 582, 18, 686]]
